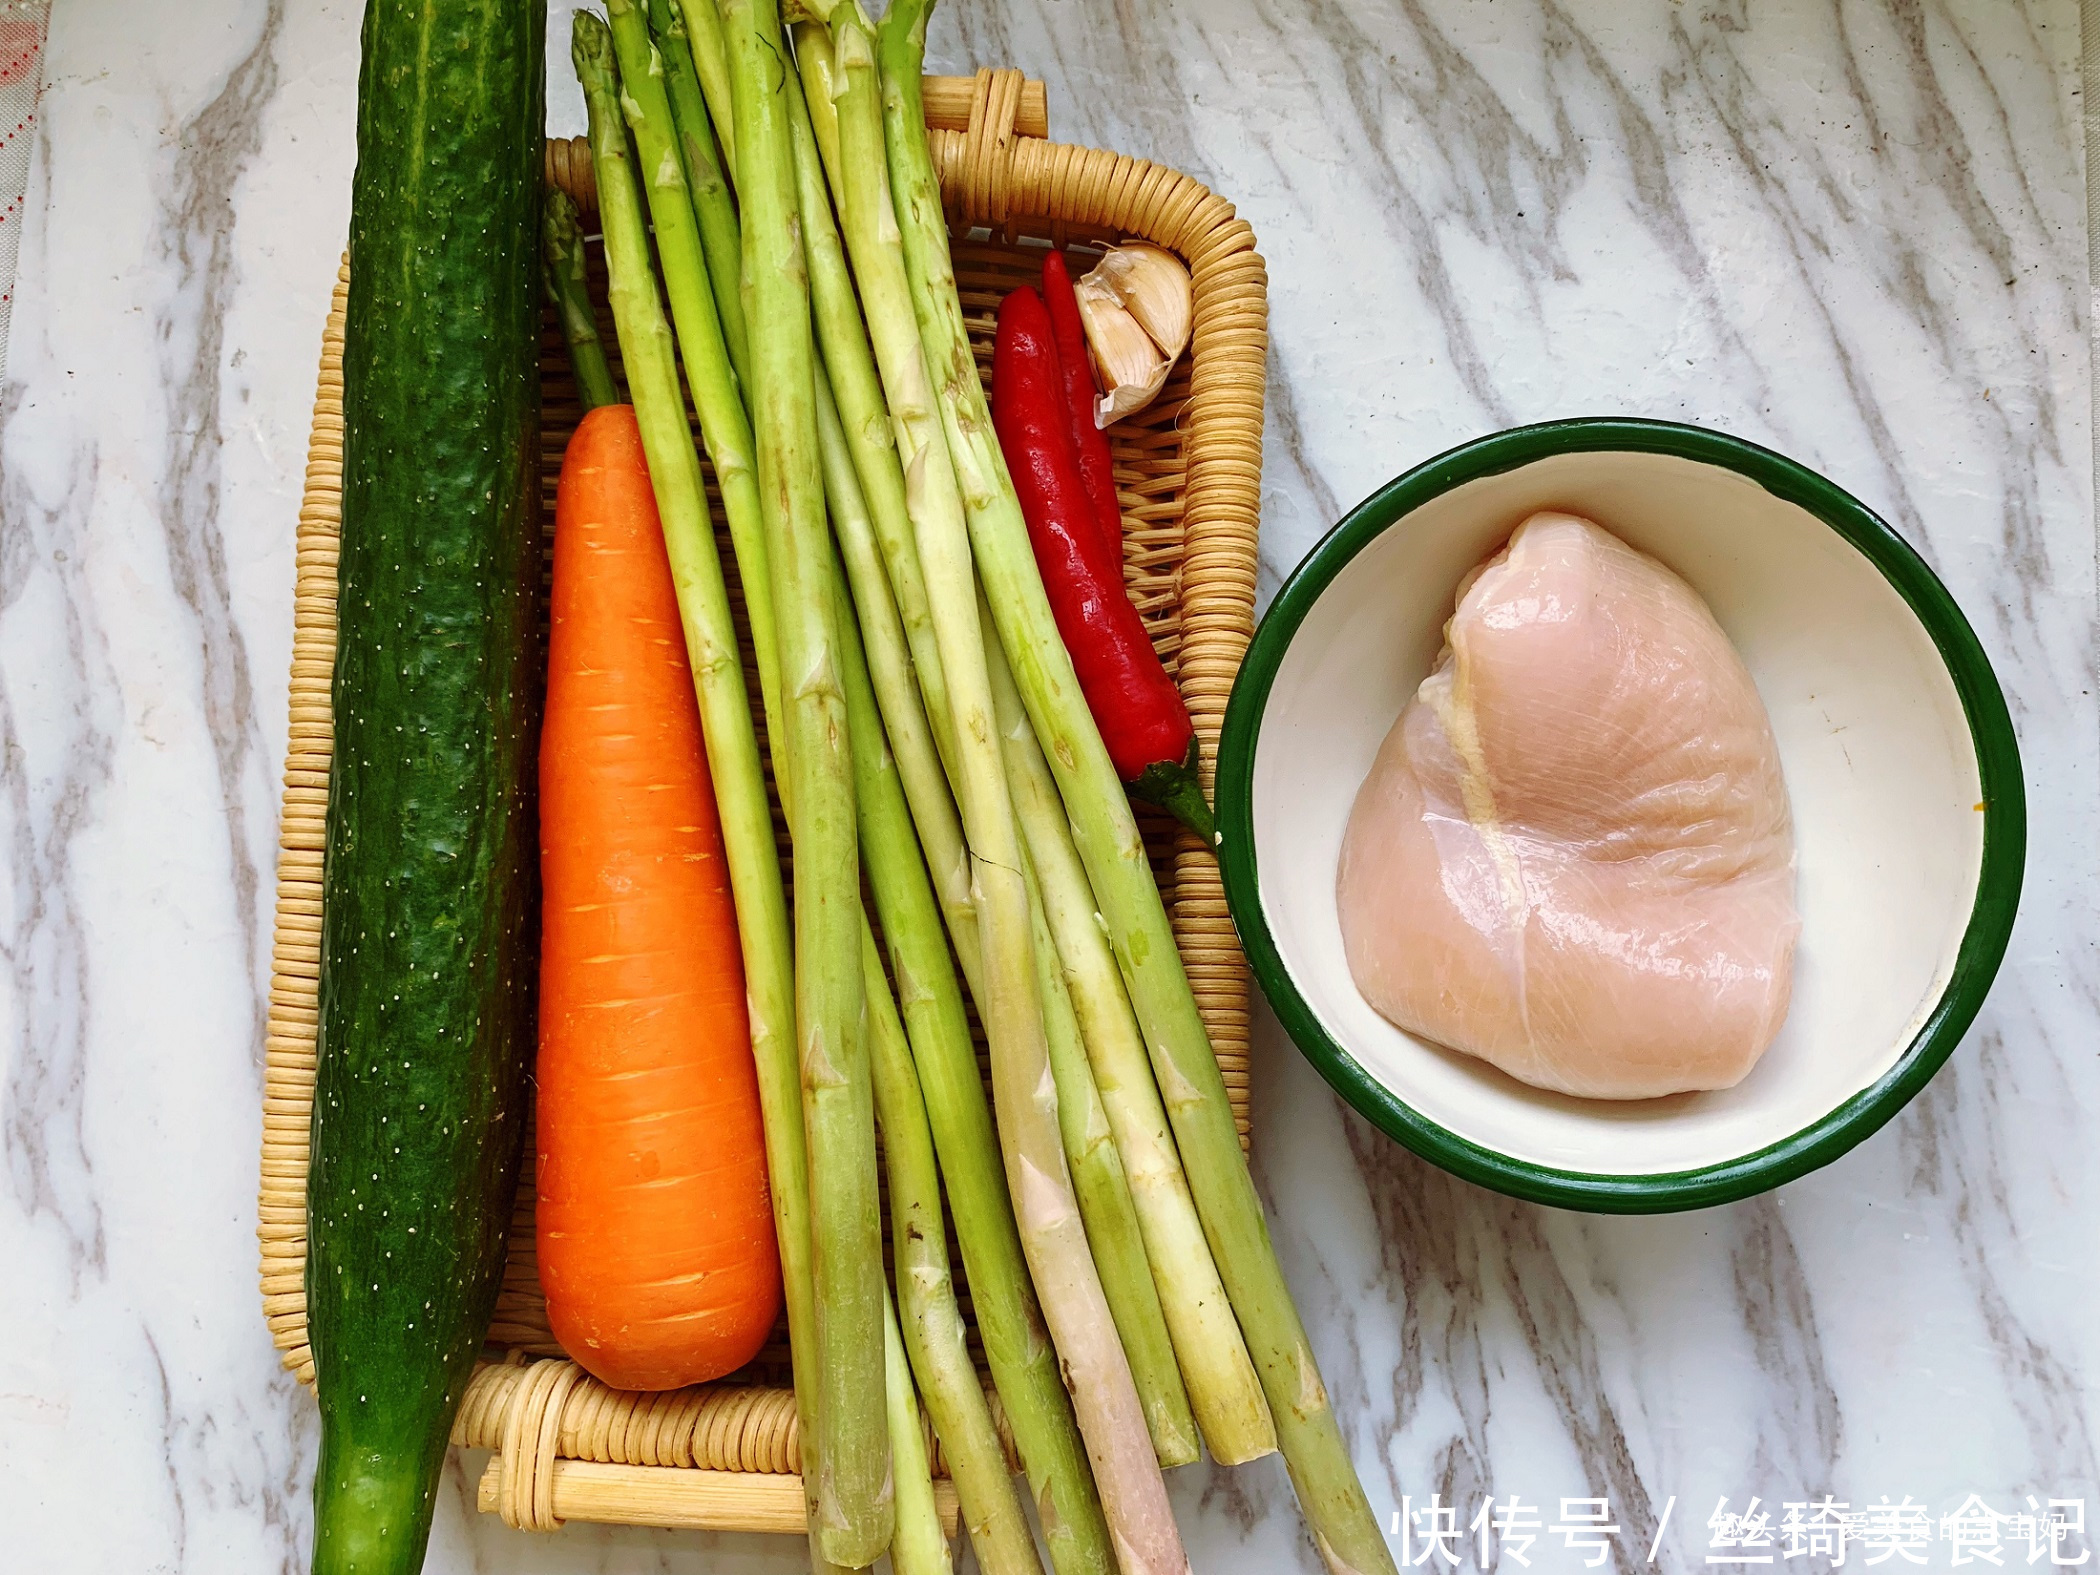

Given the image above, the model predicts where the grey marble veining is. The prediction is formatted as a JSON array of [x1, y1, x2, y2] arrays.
[[1, 2, 2092, 1572]]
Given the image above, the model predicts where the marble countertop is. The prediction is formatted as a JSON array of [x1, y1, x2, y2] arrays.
[[1, 1, 2092, 1571]]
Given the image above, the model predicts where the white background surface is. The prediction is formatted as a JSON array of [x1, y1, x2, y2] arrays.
[[0, 2, 2092, 1571]]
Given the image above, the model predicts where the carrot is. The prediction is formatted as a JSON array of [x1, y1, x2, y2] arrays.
[[536, 402, 781, 1392]]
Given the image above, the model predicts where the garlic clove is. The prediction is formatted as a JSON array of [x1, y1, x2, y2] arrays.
[[1090, 243, 1192, 365], [1074, 274, 1171, 425]]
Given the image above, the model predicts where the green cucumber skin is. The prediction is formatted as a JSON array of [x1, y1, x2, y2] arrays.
[[308, 2, 545, 1571]]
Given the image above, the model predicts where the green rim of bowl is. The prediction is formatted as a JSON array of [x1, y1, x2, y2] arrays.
[[1216, 417, 2025, 1213]]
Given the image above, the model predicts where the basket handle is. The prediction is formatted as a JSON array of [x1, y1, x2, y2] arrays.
[[543, 70, 1047, 215], [939, 66, 1032, 229]]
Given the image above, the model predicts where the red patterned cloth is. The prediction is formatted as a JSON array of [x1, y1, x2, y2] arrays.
[[0, 0, 49, 381]]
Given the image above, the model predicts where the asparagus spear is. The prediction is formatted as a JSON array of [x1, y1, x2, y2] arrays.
[[1021, 838, 1198, 1467], [541, 186, 619, 411], [630, 34, 1068, 1561], [883, 1282, 956, 1575], [825, 10, 1188, 1575], [673, 0, 738, 187], [789, 42, 963, 811], [821, 281, 1191, 1464], [875, 6, 1396, 1571], [601, 0, 781, 754], [849, 664, 1043, 1575], [819, 377, 1114, 1575], [647, 0, 750, 384], [797, 43, 1121, 1559], [797, 29, 1229, 1470], [790, 59, 976, 976], [822, 280, 1203, 1468], [817, 358, 1063, 1573], [717, 0, 886, 1561], [824, 251, 1196, 1486], [571, 20, 826, 1572], [986, 609, 1276, 1466], [792, 20, 848, 211]]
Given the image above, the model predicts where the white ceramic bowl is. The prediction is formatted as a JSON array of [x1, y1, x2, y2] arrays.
[[1216, 420, 2023, 1211]]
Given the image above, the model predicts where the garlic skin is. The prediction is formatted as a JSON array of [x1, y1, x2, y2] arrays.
[[1074, 276, 1169, 424], [1095, 244, 1192, 365], [1075, 243, 1193, 425]]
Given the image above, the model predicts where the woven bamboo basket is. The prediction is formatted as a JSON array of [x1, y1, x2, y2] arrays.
[[257, 70, 1268, 1540]]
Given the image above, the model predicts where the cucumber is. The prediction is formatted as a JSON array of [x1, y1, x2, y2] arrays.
[[307, 2, 545, 1570]]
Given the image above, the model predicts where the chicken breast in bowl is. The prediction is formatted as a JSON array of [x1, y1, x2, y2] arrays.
[[1337, 511, 1800, 1100]]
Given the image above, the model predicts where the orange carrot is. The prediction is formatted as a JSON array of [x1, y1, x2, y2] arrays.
[[536, 403, 780, 1392]]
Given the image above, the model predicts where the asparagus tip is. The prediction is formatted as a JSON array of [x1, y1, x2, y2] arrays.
[[572, 8, 613, 68]]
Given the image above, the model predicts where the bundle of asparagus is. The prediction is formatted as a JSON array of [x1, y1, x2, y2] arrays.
[[560, 5, 1397, 1573]]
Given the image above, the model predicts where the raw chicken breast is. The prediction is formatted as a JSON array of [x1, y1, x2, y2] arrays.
[[1336, 511, 1800, 1100]]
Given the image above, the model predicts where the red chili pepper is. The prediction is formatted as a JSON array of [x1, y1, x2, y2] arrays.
[[992, 284, 1213, 841], [1041, 249, 1124, 567]]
